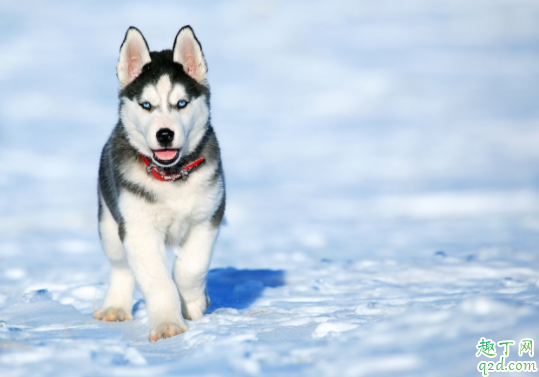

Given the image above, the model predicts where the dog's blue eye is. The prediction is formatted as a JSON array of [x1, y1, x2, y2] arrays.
[[177, 100, 188, 109], [140, 102, 151, 110]]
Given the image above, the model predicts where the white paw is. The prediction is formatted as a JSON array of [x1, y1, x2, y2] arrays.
[[182, 294, 209, 320], [149, 322, 188, 342], [93, 307, 133, 322]]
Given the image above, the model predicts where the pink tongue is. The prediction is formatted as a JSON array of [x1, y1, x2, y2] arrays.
[[154, 150, 178, 161]]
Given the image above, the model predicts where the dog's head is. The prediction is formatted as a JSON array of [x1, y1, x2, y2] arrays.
[[117, 26, 210, 167]]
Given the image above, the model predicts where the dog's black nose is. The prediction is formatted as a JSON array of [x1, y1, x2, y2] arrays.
[[156, 128, 174, 146]]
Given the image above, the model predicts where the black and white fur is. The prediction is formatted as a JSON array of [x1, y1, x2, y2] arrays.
[[94, 26, 225, 342]]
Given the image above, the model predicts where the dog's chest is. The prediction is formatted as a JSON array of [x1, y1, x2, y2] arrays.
[[120, 161, 220, 245], [156, 184, 209, 243], [163, 178, 211, 217]]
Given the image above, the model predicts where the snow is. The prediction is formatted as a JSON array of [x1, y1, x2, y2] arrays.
[[1, 0, 539, 376]]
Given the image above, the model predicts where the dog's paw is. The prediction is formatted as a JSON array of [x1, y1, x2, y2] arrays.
[[149, 322, 188, 342], [183, 294, 210, 321], [93, 307, 133, 322]]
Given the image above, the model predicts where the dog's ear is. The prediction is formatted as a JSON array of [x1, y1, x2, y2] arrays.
[[173, 26, 207, 83], [117, 27, 151, 87]]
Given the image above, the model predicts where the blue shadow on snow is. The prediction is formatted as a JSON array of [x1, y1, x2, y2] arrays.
[[206, 267, 285, 312]]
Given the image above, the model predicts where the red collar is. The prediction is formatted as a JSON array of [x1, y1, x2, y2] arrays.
[[138, 153, 206, 182]]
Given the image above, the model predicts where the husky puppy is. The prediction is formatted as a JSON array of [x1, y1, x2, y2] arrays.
[[93, 26, 225, 342]]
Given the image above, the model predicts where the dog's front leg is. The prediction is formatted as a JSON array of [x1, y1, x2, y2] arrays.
[[120, 197, 187, 342], [93, 197, 135, 322], [173, 222, 218, 321]]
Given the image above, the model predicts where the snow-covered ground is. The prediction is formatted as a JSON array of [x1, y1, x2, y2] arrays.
[[1, 1, 539, 376]]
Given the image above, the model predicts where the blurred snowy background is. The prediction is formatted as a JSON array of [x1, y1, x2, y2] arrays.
[[1, 1, 539, 376]]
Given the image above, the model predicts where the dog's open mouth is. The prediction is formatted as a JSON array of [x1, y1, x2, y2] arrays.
[[153, 149, 180, 165]]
